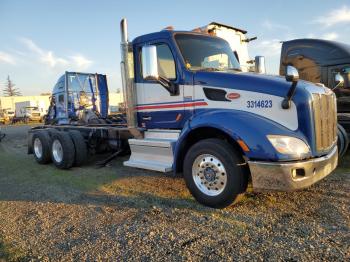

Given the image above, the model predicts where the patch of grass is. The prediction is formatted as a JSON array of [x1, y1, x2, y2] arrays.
[[0, 240, 8, 261], [0, 144, 194, 208], [336, 154, 350, 173], [0, 239, 24, 262], [0, 148, 120, 192]]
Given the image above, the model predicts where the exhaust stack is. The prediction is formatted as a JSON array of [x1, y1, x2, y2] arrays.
[[120, 19, 142, 138]]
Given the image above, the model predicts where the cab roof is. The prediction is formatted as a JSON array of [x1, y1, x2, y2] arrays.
[[132, 30, 220, 44], [207, 22, 247, 34]]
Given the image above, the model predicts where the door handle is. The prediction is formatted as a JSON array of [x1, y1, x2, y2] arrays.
[[142, 116, 152, 121]]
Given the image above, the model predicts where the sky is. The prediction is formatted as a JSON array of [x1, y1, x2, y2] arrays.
[[1, 0, 350, 95]]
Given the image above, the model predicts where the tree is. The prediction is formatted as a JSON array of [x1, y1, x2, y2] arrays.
[[3, 75, 21, 96]]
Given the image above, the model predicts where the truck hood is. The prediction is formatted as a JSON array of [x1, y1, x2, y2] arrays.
[[193, 71, 329, 97]]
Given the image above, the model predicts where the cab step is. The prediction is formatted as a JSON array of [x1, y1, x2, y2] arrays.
[[144, 129, 181, 140], [123, 130, 180, 172]]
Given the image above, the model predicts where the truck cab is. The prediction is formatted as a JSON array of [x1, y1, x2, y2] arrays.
[[47, 72, 109, 125], [120, 20, 338, 207]]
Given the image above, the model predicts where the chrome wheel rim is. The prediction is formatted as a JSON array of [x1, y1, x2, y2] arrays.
[[192, 154, 227, 196], [33, 138, 43, 159], [52, 139, 63, 163]]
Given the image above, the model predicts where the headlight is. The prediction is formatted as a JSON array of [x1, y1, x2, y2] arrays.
[[267, 135, 310, 156]]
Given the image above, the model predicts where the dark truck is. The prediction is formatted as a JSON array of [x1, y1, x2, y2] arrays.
[[280, 39, 350, 156]]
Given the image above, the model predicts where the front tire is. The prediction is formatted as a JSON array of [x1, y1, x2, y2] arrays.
[[183, 138, 248, 208]]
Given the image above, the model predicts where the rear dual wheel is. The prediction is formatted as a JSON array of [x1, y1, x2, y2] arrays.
[[51, 131, 75, 169], [32, 131, 51, 164], [32, 129, 88, 169], [68, 130, 88, 167]]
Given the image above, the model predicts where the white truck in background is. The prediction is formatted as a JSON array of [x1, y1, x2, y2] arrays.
[[15, 101, 46, 122]]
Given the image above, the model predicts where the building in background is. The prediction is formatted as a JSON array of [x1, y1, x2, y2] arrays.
[[0, 96, 50, 115]]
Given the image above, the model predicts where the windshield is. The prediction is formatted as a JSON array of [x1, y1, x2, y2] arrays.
[[175, 34, 241, 71]]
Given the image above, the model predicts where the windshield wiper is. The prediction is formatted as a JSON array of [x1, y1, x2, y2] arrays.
[[197, 67, 223, 72], [227, 67, 242, 72]]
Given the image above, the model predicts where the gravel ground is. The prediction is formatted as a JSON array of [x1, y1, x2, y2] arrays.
[[0, 125, 349, 261]]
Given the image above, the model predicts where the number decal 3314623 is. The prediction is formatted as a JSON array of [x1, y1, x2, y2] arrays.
[[247, 100, 272, 108]]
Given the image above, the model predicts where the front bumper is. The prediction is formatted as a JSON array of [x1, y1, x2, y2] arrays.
[[248, 146, 338, 191], [29, 117, 42, 121]]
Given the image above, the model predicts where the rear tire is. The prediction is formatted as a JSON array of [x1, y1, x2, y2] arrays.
[[32, 130, 51, 164], [50, 131, 75, 169], [183, 138, 248, 208], [68, 130, 88, 166]]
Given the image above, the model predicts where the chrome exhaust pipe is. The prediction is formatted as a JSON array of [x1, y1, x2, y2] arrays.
[[120, 18, 142, 138], [120, 18, 128, 44]]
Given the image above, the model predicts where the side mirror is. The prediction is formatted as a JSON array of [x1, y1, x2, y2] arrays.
[[285, 65, 299, 82], [255, 56, 266, 74], [343, 68, 350, 89], [334, 73, 344, 89], [141, 45, 179, 96], [142, 45, 159, 80]]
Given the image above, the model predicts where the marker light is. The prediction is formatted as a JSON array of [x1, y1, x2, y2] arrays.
[[267, 135, 310, 156]]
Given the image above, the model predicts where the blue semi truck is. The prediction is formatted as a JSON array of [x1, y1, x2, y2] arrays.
[[28, 19, 339, 208]]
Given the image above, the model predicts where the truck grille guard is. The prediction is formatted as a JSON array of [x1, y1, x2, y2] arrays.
[[312, 92, 337, 153]]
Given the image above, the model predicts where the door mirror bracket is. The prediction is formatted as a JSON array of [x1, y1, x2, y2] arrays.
[[158, 76, 179, 96], [282, 66, 299, 109], [333, 72, 345, 90]]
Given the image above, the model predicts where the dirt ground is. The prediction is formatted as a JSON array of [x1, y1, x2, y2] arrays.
[[0, 125, 349, 261]]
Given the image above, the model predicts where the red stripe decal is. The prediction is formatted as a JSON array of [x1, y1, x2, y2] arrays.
[[135, 101, 208, 110]]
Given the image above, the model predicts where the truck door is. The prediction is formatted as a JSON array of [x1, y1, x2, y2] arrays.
[[135, 42, 184, 129]]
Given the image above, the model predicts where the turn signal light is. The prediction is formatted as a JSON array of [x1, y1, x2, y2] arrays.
[[237, 139, 250, 152]]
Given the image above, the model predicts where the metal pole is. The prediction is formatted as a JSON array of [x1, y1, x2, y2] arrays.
[[64, 71, 69, 120]]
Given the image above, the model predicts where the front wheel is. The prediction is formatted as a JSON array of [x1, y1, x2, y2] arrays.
[[183, 138, 248, 208]]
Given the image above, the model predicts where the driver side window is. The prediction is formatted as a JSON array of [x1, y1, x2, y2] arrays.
[[141, 43, 176, 80], [156, 44, 176, 79]]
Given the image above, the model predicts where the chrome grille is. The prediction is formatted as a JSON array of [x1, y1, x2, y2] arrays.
[[312, 92, 337, 153]]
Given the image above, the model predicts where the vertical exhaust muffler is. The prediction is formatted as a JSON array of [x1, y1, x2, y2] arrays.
[[120, 19, 142, 138]]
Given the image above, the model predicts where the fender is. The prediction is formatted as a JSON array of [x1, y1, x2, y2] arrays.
[[173, 109, 311, 171]]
